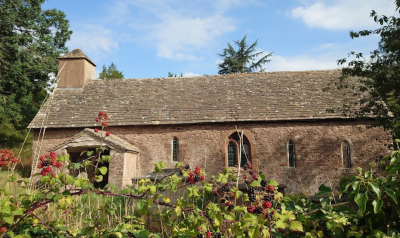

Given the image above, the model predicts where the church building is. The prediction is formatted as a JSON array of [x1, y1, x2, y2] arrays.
[[29, 49, 392, 194]]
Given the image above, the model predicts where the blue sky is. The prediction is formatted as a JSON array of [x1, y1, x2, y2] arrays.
[[43, 0, 398, 79]]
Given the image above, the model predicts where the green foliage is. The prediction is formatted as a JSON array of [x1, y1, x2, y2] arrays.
[[335, 1, 400, 137], [282, 154, 400, 238], [168, 72, 183, 77], [0, 121, 27, 148], [0, 0, 72, 146], [0, 146, 400, 237], [217, 35, 272, 74], [2, 112, 400, 237], [99, 62, 124, 79]]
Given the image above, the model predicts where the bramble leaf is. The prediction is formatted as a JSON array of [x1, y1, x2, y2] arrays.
[[289, 221, 304, 232], [95, 175, 103, 182], [99, 166, 108, 175], [385, 188, 398, 204], [267, 180, 279, 186], [368, 182, 381, 199], [372, 199, 383, 214], [354, 193, 367, 214]]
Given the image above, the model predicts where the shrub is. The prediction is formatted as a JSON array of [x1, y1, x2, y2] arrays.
[[0, 113, 399, 237]]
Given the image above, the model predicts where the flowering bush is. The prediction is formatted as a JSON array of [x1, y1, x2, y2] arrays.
[[0, 112, 398, 237]]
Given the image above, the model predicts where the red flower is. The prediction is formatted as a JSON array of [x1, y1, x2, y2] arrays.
[[94, 128, 99, 133], [106, 131, 111, 136]]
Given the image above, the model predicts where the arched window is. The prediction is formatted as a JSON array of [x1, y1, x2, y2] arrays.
[[226, 132, 251, 167], [227, 142, 237, 167], [172, 137, 179, 162], [288, 140, 295, 167], [342, 141, 351, 168]]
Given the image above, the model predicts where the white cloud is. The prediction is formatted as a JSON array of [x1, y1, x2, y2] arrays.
[[312, 43, 339, 51], [183, 72, 201, 77], [266, 32, 383, 71], [67, 24, 118, 60], [110, 0, 238, 61], [290, 0, 397, 30], [148, 14, 235, 60], [267, 54, 339, 71]]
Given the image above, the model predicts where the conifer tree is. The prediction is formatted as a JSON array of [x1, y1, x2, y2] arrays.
[[218, 35, 272, 74], [99, 62, 124, 79]]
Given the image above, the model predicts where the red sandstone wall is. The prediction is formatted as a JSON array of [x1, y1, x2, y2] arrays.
[[31, 120, 392, 194]]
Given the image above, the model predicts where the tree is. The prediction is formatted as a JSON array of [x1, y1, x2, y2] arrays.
[[99, 62, 124, 79], [335, 0, 400, 137], [168, 72, 183, 77], [217, 35, 272, 74], [0, 0, 72, 147]]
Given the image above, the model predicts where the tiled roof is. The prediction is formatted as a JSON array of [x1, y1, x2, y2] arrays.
[[29, 69, 363, 128], [59, 48, 96, 66], [50, 128, 139, 153]]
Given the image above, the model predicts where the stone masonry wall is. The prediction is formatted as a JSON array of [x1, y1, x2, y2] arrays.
[[32, 120, 392, 194]]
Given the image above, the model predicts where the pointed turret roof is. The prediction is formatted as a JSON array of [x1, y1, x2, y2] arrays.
[[59, 48, 96, 66]]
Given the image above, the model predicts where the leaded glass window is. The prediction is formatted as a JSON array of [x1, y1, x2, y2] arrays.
[[228, 142, 237, 167], [288, 140, 295, 167], [240, 144, 248, 167], [227, 132, 251, 168], [343, 141, 351, 168], [172, 137, 178, 162]]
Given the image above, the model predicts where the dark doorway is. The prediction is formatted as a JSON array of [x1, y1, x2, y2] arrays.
[[68, 147, 110, 188]]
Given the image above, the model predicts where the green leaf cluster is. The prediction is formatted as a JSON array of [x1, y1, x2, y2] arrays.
[[334, 0, 400, 137], [0, 0, 72, 146]]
